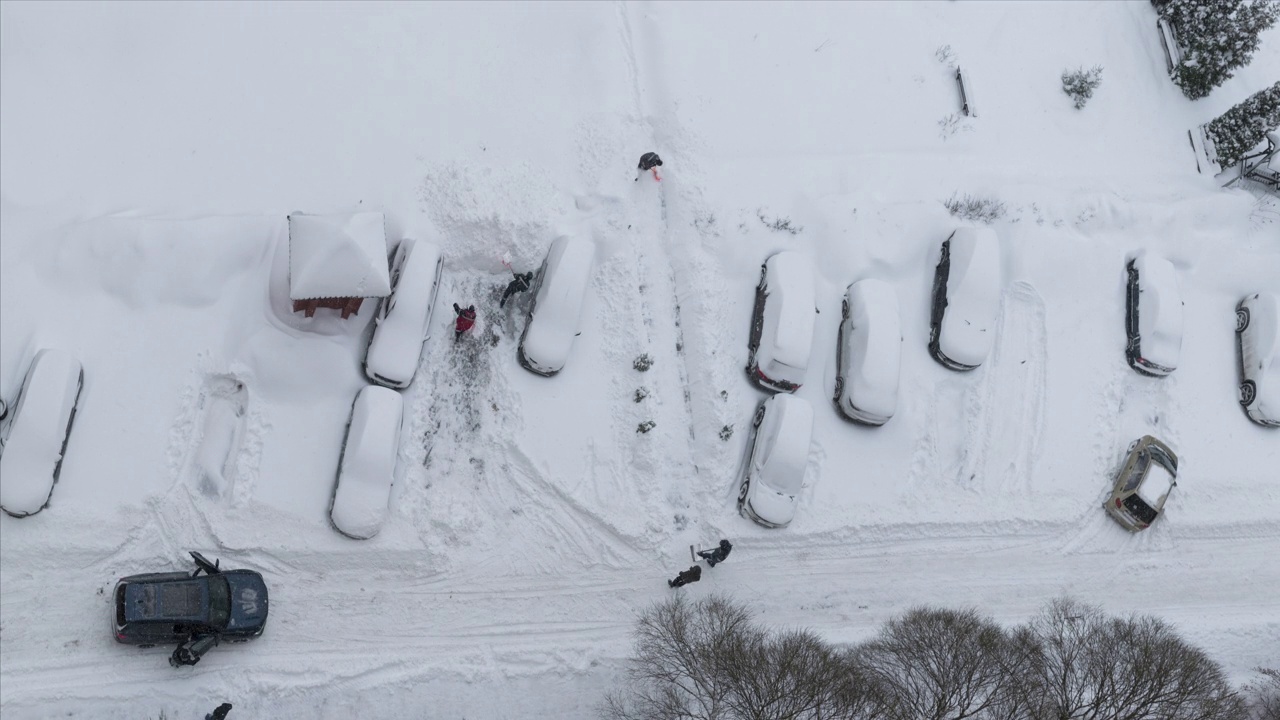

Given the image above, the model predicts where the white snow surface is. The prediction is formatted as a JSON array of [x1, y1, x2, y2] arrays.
[[1, 2, 1279, 717], [288, 212, 392, 300], [940, 227, 1003, 368]]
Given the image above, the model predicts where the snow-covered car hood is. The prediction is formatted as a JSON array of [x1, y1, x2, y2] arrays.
[[0, 349, 83, 517], [940, 229, 1002, 367], [1134, 252, 1183, 371], [840, 279, 901, 422], [747, 481, 798, 527]]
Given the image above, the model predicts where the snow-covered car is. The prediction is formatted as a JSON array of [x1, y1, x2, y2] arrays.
[[1104, 435, 1178, 532], [747, 251, 817, 392], [518, 236, 596, 376], [330, 385, 403, 539], [364, 239, 445, 389], [0, 349, 84, 518], [737, 394, 814, 529], [929, 228, 1002, 371], [1124, 252, 1183, 377], [1237, 291, 1280, 427], [834, 279, 902, 425], [113, 551, 268, 668]]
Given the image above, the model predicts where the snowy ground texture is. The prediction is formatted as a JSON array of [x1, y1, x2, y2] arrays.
[[2, 2, 1279, 718]]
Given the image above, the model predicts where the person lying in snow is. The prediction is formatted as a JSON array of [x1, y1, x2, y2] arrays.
[[668, 565, 702, 588], [696, 539, 733, 568]]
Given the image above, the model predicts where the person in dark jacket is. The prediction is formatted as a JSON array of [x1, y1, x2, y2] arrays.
[[206, 703, 233, 720], [637, 152, 663, 181], [668, 565, 702, 588], [453, 303, 477, 341], [697, 539, 733, 568], [500, 271, 534, 308]]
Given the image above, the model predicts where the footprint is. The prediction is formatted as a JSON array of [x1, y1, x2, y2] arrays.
[[189, 374, 248, 499]]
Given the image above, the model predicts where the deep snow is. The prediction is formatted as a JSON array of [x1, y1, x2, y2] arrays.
[[2, 1, 1279, 718]]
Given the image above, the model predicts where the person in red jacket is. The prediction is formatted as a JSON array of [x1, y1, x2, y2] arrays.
[[453, 303, 476, 341]]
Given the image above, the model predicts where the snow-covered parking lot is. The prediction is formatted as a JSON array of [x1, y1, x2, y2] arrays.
[[2, 2, 1278, 717]]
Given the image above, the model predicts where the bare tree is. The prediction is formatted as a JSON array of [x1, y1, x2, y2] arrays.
[[853, 607, 1017, 720], [1243, 668, 1280, 720], [1015, 597, 1246, 720], [603, 594, 878, 720]]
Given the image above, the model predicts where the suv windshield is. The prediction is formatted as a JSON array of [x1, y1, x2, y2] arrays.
[[208, 575, 231, 630]]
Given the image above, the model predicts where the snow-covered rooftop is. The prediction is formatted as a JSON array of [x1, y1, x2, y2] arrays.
[[288, 212, 392, 301]]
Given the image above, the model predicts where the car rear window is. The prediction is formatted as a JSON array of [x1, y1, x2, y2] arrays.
[[1123, 494, 1159, 525]]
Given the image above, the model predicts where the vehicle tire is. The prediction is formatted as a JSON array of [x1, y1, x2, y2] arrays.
[[752, 405, 766, 428], [138, 644, 155, 649], [833, 377, 844, 404], [737, 480, 750, 504], [1240, 380, 1256, 407], [841, 298, 849, 319], [1236, 307, 1250, 333]]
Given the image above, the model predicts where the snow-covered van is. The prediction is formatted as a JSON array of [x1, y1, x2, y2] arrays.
[[1237, 291, 1280, 427], [929, 228, 1002, 371], [364, 239, 445, 389], [738, 393, 814, 529], [518, 236, 596, 377], [329, 385, 403, 540], [747, 251, 817, 392], [0, 349, 84, 518], [835, 279, 902, 425], [1125, 251, 1183, 377]]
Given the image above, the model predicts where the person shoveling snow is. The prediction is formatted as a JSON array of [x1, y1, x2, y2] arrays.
[[500, 271, 534, 308], [695, 539, 733, 568], [453, 303, 477, 341], [637, 152, 663, 181]]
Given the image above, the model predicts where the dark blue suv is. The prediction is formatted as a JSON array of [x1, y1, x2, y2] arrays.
[[113, 551, 268, 667]]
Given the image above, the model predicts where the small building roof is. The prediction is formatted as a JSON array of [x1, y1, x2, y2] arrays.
[[289, 212, 392, 301]]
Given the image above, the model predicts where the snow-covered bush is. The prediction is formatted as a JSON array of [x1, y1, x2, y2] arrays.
[[1159, 0, 1280, 100], [633, 354, 653, 372], [1205, 81, 1280, 166], [1062, 65, 1104, 109], [944, 193, 1006, 223]]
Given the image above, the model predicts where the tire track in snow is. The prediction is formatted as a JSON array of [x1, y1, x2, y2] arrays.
[[956, 281, 1048, 497]]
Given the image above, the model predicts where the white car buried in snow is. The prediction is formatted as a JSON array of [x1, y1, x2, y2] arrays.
[[737, 394, 814, 529], [329, 385, 403, 540], [929, 228, 1002, 371], [1124, 251, 1183, 377], [0, 350, 85, 518], [747, 251, 817, 393], [518, 236, 596, 377], [834, 279, 902, 425], [364, 239, 445, 389], [1237, 291, 1280, 427]]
